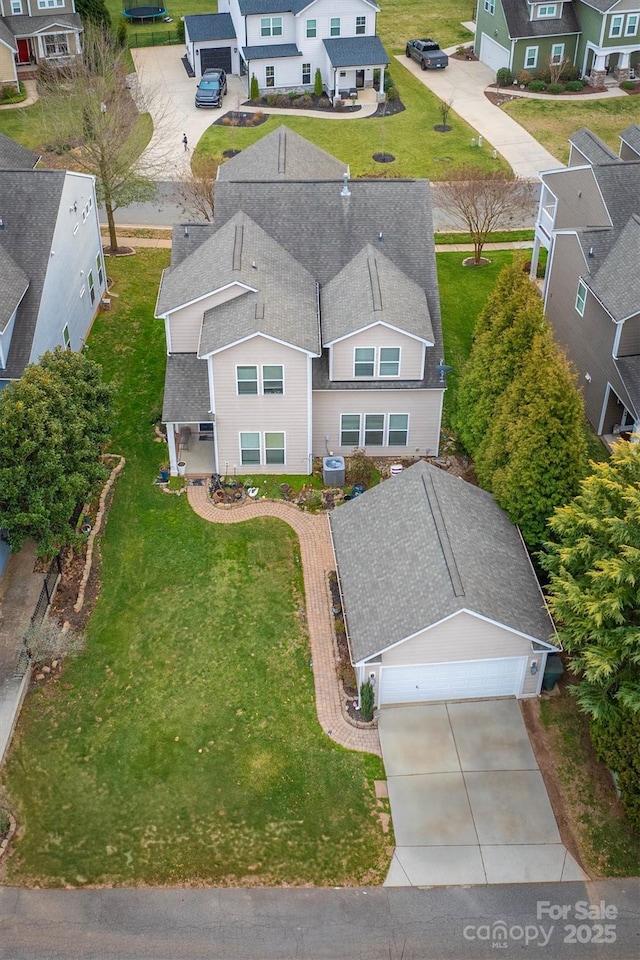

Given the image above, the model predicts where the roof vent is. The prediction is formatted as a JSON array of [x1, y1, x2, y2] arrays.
[[588, 247, 594, 258], [341, 171, 351, 198], [0, 218, 4, 229]]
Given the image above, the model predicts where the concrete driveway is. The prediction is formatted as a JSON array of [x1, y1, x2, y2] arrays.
[[380, 699, 585, 887], [396, 54, 562, 178]]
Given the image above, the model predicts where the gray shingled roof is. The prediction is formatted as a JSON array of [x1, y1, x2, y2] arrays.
[[321, 243, 433, 345], [502, 0, 579, 38], [569, 128, 618, 166], [243, 42, 301, 59], [0, 19, 17, 50], [217, 125, 347, 182], [619, 124, 640, 159], [323, 35, 388, 68], [184, 13, 235, 41], [578, 0, 617, 11], [162, 354, 211, 422], [0, 243, 29, 333], [238, 0, 379, 12], [0, 132, 39, 170], [0, 169, 66, 379], [3, 12, 82, 35], [615, 356, 640, 418], [587, 214, 640, 321], [330, 460, 557, 663], [158, 211, 320, 354], [312, 348, 442, 391]]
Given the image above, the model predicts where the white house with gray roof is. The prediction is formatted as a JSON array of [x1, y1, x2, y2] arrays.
[[185, 0, 388, 95], [155, 126, 445, 477], [330, 460, 558, 706], [530, 124, 640, 440], [0, 0, 83, 89]]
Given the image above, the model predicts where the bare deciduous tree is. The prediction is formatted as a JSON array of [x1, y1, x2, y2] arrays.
[[438, 168, 534, 265], [548, 54, 570, 85], [176, 156, 218, 222], [36, 24, 157, 252], [437, 96, 453, 130]]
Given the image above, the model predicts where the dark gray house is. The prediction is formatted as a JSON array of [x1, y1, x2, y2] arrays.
[[330, 460, 558, 707], [530, 124, 640, 440]]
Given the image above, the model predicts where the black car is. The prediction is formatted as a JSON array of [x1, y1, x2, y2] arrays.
[[195, 69, 228, 108]]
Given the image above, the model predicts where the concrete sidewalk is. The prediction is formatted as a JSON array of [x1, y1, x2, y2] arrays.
[[396, 54, 561, 178]]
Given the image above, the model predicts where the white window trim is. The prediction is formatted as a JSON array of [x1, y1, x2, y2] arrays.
[[353, 346, 375, 378], [483, 0, 495, 14], [388, 413, 410, 446], [235, 363, 284, 395], [378, 346, 401, 378], [236, 364, 259, 395], [264, 431, 286, 466], [265, 65, 275, 87], [537, 4, 557, 18], [625, 14, 639, 36], [239, 431, 261, 466], [260, 16, 283, 37], [330, 17, 341, 36], [363, 413, 385, 447], [524, 46, 538, 69], [575, 280, 587, 316], [355, 15, 366, 34], [262, 363, 284, 395], [306, 18, 316, 37], [238, 431, 286, 466], [11, 0, 23, 13], [551, 42, 565, 63], [340, 413, 361, 447], [609, 14, 624, 37], [62, 323, 70, 348], [339, 413, 411, 448], [302, 62, 311, 84]]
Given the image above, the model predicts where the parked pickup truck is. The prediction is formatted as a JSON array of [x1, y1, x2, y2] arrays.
[[405, 38, 448, 70]]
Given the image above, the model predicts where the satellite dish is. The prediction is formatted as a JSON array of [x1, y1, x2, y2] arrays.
[[435, 358, 453, 382]]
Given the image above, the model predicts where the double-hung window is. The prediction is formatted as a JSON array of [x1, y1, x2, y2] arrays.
[[96, 252, 104, 287], [537, 4, 557, 17], [302, 62, 311, 85], [379, 347, 400, 376], [364, 414, 384, 445], [388, 414, 409, 445], [265, 65, 275, 87], [265, 432, 285, 464], [625, 13, 638, 35], [237, 364, 283, 395], [355, 15, 366, 34], [237, 365, 258, 395], [354, 347, 375, 377], [240, 432, 260, 465], [262, 364, 284, 394], [10, 1, 22, 13], [575, 280, 587, 316], [261, 16, 282, 36], [483, 0, 495, 14], [330, 17, 340, 36], [38, 0, 64, 7], [340, 414, 360, 446], [88, 270, 95, 304], [306, 18, 316, 37], [550, 43, 564, 64], [609, 14, 623, 37], [62, 324, 71, 349], [524, 46, 538, 69]]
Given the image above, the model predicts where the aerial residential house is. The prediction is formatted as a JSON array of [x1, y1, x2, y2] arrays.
[[330, 460, 558, 707], [474, 0, 640, 85], [184, 0, 389, 96], [529, 124, 640, 440], [0, 130, 39, 168], [0, 0, 83, 88], [0, 165, 106, 390], [155, 126, 445, 477]]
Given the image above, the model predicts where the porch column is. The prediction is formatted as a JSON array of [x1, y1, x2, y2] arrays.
[[529, 235, 541, 282], [166, 423, 178, 476], [378, 63, 385, 96], [588, 52, 607, 87], [615, 51, 631, 82]]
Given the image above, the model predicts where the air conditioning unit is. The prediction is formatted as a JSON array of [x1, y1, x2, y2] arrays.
[[322, 456, 345, 486]]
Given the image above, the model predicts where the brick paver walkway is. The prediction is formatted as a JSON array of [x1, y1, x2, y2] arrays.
[[187, 486, 381, 756]]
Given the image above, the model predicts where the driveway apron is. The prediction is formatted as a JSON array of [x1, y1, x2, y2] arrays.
[[380, 699, 586, 886]]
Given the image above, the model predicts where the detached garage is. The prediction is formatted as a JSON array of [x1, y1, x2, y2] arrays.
[[329, 460, 558, 708]]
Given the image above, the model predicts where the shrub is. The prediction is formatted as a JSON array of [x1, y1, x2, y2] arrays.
[[337, 660, 357, 692], [537, 66, 552, 84], [115, 17, 128, 49], [314, 67, 323, 97], [250, 73, 259, 100], [515, 70, 532, 86], [386, 85, 399, 101], [266, 93, 278, 106], [288, 90, 299, 100], [547, 82, 565, 94], [298, 94, 312, 107], [528, 79, 546, 92], [565, 80, 584, 91], [360, 681, 375, 722], [276, 94, 291, 107], [383, 72, 394, 92], [564, 64, 580, 81], [621, 79, 638, 90], [496, 67, 513, 86], [175, 18, 185, 43], [346, 448, 377, 487]]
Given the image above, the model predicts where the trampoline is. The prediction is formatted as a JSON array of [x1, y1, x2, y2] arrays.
[[123, 5, 168, 22]]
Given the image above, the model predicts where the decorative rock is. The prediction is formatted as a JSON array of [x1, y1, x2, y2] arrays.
[[42, 666, 51, 674], [51, 660, 59, 669], [35, 673, 45, 681]]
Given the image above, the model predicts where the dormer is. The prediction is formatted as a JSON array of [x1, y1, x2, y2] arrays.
[[528, 0, 563, 21]]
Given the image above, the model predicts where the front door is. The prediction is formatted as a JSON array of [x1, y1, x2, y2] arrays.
[[356, 69, 365, 88], [17, 38, 33, 64]]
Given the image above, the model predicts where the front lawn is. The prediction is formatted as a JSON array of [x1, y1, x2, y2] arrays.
[[198, 66, 508, 180], [1, 250, 388, 887], [378, 0, 473, 53], [502, 95, 640, 165]]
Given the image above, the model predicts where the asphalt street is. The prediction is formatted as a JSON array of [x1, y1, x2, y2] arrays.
[[1, 879, 639, 960], [101, 181, 542, 233]]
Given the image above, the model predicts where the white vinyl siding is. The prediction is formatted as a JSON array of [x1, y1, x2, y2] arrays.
[[332, 327, 424, 381]]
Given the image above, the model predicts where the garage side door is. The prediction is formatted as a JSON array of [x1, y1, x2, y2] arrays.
[[479, 34, 510, 75], [200, 47, 232, 74], [379, 657, 527, 705]]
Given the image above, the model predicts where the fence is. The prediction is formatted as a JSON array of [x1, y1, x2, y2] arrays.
[[128, 29, 182, 48], [30, 554, 62, 628]]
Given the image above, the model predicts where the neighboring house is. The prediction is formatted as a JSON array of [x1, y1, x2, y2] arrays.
[[330, 460, 558, 707], [0, 0, 83, 89], [529, 124, 640, 439], [0, 130, 39, 168], [184, 0, 389, 96], [0, 164, 106, 389], [474, 0, 640, 85], [155, 126, 445, 477]]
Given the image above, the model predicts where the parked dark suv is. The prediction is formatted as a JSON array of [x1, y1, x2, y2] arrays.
[[195, 69, 228, 108]]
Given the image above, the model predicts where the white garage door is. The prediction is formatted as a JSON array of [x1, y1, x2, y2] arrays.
[[379, 657, 527, 705], [479, 34, 510, 75]]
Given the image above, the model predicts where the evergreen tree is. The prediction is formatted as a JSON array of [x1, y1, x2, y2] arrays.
[[0, 348, 114, 557], [454, 261, 543, 454], [477, 329, 587, 547], [75, 0, 111, 28], [540, 438, 640, 721]]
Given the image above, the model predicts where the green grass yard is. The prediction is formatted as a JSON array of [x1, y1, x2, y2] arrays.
[[2, 250, 389, 887]]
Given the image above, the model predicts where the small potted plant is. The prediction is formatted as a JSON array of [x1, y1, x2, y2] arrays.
[[159, 463, 170, 482]]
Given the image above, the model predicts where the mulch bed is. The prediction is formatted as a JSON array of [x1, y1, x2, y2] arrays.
[[451, 51, 478, 61], [245, 94, 359, 113], [213, 110, 268, 128], [372, 152, 395, 163], [369, 98, 405, 118], [486, 85, 607, 106]]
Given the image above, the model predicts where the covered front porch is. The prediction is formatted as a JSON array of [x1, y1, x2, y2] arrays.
[[163, 354, 216, 476], [323, 35, 388, 100]]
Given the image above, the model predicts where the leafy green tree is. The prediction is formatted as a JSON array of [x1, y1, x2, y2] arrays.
[[540, 438, 640, 722], [591, 708, 640, 826], [476, 329, 587, 547], [0, 348, 114, 557], [454, 261, 543, 453], [75, 0, 110, 27]]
